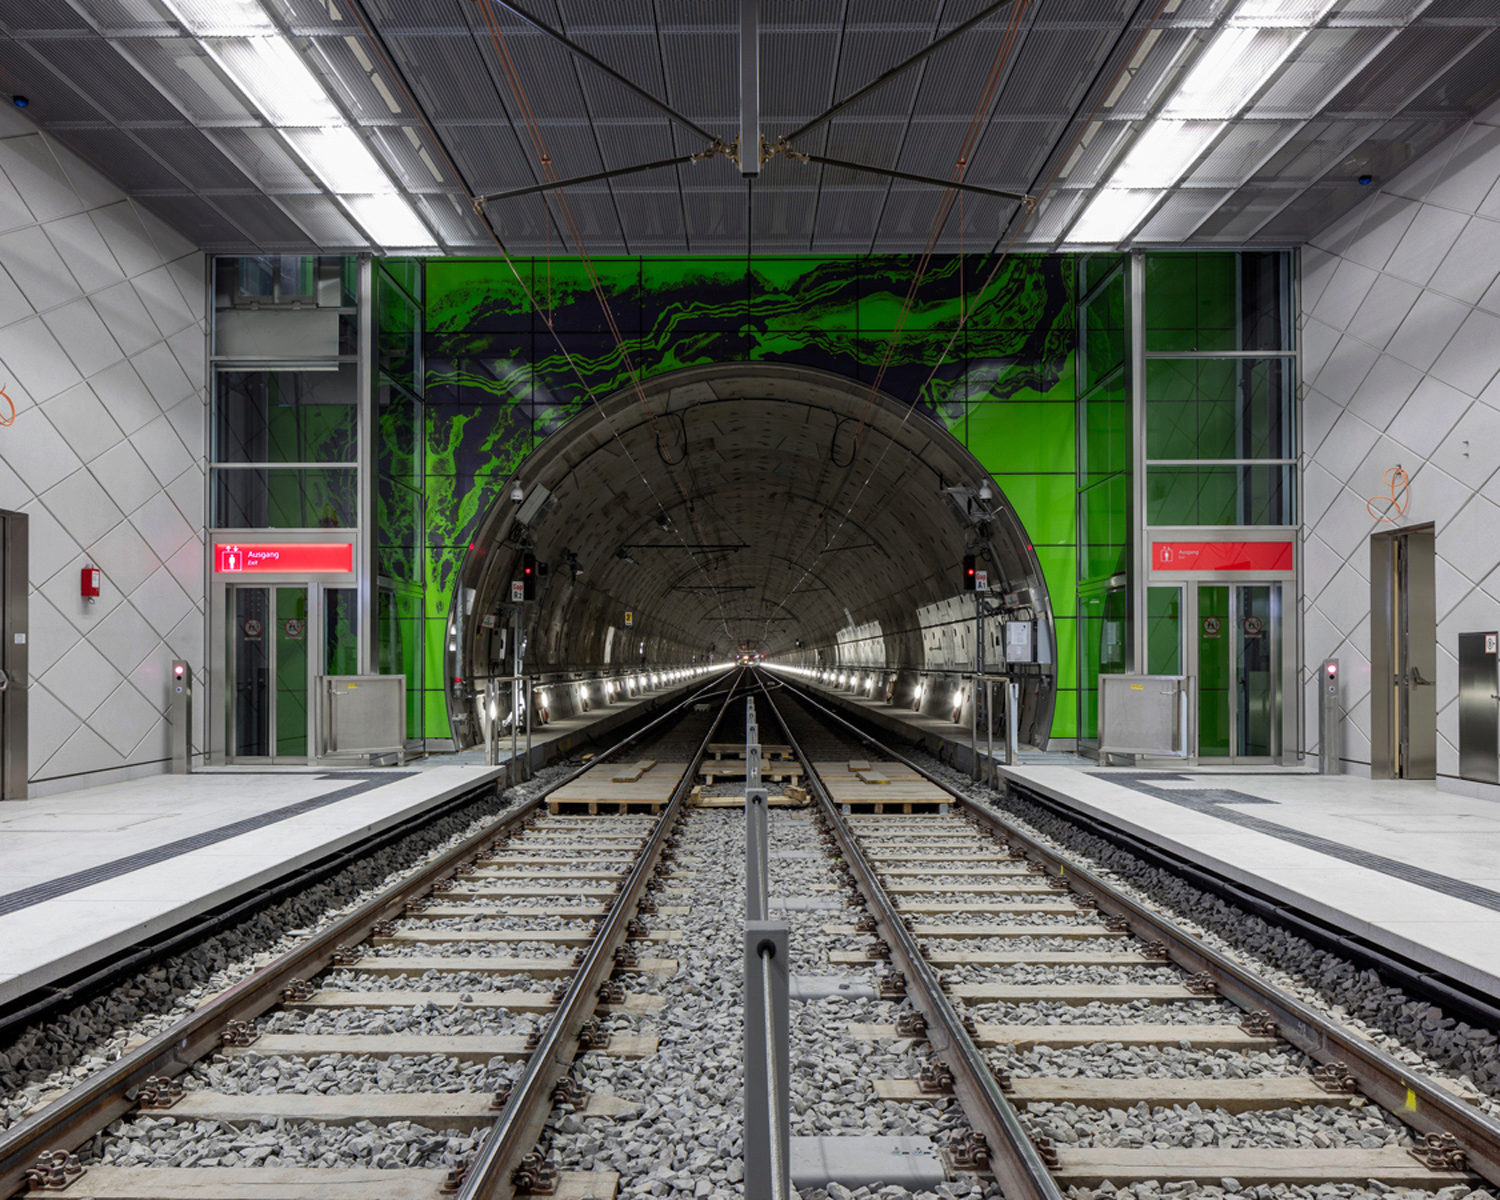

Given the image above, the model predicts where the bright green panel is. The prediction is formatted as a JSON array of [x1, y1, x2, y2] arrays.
[[990, 475, 1077, 547], [379, 258, 421, 298], [275, 586, 308, 757], [641, 257, 749, 334], [376, 274, 419, 391], [1147, 464, 1294, 526], [966, 402, 1075, 473], [1032, 545, 1076, 615], [1194, 358, 1239, 459], [378, 588, 424, 738], [1147, 585, 1182, 675], [1051, 617, 1077, 681], [1145, 251, 1236, 352], [423, 690, 452, 741], [1197, 584, 1230, 757], [1078, 475, 1128, 584], [213, 466, 356, 529], [1051, 689, 1078, 738], [1144, 358, 1198, 460], [1081, 375, 1128, 484], [534, 257, 640, 332], [1083, 282, 1126, 390], [1084, 254, 1125, 295]]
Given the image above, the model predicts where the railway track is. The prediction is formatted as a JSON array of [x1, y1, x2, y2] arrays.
[[0, 672, 742, 1200], [757, 673, 1500, 1199], [4, 664, 1499, 1199]]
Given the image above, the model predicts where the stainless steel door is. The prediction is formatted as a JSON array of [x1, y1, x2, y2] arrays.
[[228, 584, 310, 762], [1458, 631, 1499, 784], [0, 511, 26, 799]]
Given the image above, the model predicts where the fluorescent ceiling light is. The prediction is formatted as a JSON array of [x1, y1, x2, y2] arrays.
[[1109, 120, 1225, 188], [346, 194, 433, 247], [1065, 189, 1163, 243], [286, 127, 391, 193], [158, 0, 273, 33], [1232, 0, 1338, 23], [1163, 27, 1301, 119], [210, 35, 343, 125]]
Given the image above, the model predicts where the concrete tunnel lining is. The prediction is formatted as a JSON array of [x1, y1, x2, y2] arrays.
[[450, 363, 1057, 741]]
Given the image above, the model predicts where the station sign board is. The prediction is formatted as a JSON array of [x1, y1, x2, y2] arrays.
[[1151, 541, 1292, 572], [214, 542, 353, 574]]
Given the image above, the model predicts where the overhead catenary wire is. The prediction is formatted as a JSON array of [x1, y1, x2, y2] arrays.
[[335, 0, 737, 649], [759, 0, 1177, 652]]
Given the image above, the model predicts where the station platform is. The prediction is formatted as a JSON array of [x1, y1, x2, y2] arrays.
[[795, 681, 1500, 1001], [0, 683, 694, 1013]]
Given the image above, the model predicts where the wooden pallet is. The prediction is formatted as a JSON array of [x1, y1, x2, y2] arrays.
[[546, 759, 687, 813], [814, 761, 949, 812], [699, 763, 805, 781], [707, 742, 794, 759]]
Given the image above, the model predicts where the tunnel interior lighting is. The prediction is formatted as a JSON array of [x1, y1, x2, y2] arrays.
[[951, 690, 965, 709]]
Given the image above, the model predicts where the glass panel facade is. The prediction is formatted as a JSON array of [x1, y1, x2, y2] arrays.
[[213, 466, 357, 528], [215, 365, 359, 464], [1146, 586, 1181, 675], [1146, 463, 1294, 526], [1144, 251, 1291, 353], [325, 587, 359, 676], [1142, 251, 1295, 528]]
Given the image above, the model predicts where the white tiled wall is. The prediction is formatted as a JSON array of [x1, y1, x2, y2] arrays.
[[1301, 98, 1500, 780], [0, 110, 206, 796]]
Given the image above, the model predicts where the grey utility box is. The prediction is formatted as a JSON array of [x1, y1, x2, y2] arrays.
[[319, 675, 407, 764], [1099, 674, 1190, 758], [1457, 632, 1499, 785]]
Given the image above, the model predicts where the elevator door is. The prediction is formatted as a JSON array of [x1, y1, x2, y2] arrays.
[[230, 585, 310, 760], [1195, 582, 1281, 761]]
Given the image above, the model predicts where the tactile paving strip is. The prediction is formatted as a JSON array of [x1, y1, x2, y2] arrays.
[[0, 773, 412, 916]]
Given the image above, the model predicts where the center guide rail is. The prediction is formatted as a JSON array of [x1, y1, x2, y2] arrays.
[[0, 668, 743, 1200], [760, 668, 1500, 1194]]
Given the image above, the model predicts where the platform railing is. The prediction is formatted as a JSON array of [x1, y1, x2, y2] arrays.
[[972, 672, 1020, 782], [743, 695, 789, 1198]]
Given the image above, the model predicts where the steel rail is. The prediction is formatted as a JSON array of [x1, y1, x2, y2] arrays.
[[754, 675, 1065, 1200], [0, 674, 731, 1200], [458, 666, 746, 1199], [770, 671, 1500, 1189]]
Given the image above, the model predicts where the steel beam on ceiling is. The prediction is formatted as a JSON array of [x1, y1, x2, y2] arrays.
[[740, 0, 759, 177]]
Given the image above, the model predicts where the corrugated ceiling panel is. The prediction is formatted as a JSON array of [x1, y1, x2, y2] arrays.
[[1255, 182, 1365, 244], [6, 0, 93, 30], [479, 193, 554, 244], [1252, 118, 1376, 183], [1032, 0, 1135, 24], [1103, 30, 1193, 121], [139, 192, 266, 248], [822, 116, 908, 181], [366, 125, 451, 193], [213, 127, 315, 192], [1037, 119, 1130, 190], [661, 28, 737, 122], [569, 33, 672, 125], [752, 188, 818, 244], [276, 193, 370, 247], [414, 192, 487, 248], [615, 191, 686, 243], [1191, 188, 1293, 239], [843, 0, 943, 27], [1324, 27, 1482, 112], [48, 128, 162, 191], [829, 31, 929, 121], [1250, 29, 1392, 119], [1404, 30, 1500, 113], [438, 121, 537, 195], [385, 33, 501, 122], [764, 29, 841, 125], [120, 37, 253, 122], [1188, 121, 1298, 188], [1136, 189, 1231, 241], [1025, 188, 1087, 242], [992, 28, 1110, 116], [655, 0, 736, 28], [898, 119, 977, 179], [814, 188, 884, 246], [135, 124, 254, 189], [683, 190, 747, 247], [305, 35, 414, 125], [29, 37, 182, 121], [608, 158, 692, 194], [909, 24, 1026, 119]]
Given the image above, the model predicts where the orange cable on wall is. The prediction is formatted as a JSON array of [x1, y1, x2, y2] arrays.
[[0, 385, 15, 427], [1367, 465, 1410, 523]]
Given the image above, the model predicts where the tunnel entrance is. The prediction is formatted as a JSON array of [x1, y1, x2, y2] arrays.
[[450, 363, 1057, 744]]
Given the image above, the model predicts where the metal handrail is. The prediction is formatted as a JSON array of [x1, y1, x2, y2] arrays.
[[458, 669, 745, 1199]]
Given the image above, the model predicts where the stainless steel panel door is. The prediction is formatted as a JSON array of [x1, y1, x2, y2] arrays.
[[1458, 631, 1500, 785], [0, 511, 26, 800]]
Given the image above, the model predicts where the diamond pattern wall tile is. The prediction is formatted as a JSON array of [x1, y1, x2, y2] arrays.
[[1329, 192, 1418, 270], [1385, 289, 1468, 371], [43, 211, 124, 292], [1424, 123, 1500, 215], [0, 226, 82, 311], [1300, 315, 1339, 380], [91, 679, 162, 756], [1301, 460, 1343, 526], [1386, 375, 1470, 457], [40, 465, 126, 548], [1310, 257, 1378, 330], [1428, 214, 1500, 305], [1348, 274, 1420, 350], [1383, 204, 1469, 287], [43, 297, 124, 378], [1349, 352, 1422, 430], [1312, 336, 1379, 405], [90, 278, 162, 356], [1407, 460, 1478, 534], [0, 117, 208, 790], [1316, 486, 1381, 561], [1430, 308, 1500, 397], [1302, 386, 1342, 453], [0, 135, 85, 223], [1443, 495, 1500, 582]]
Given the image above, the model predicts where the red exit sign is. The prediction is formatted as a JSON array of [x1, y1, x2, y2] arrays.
[[1152, 541, 1293, 572], [215, 542, 353, 574]]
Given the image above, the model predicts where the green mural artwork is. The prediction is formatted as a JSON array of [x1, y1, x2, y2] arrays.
[[404, 255, 1081, 740]]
